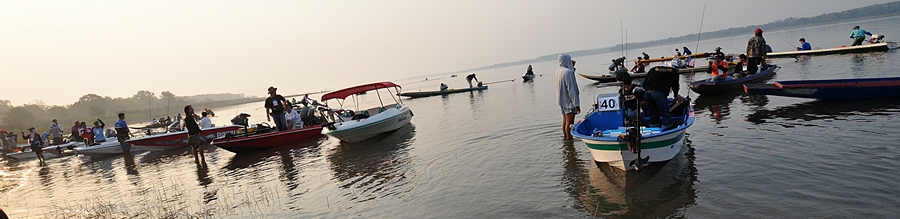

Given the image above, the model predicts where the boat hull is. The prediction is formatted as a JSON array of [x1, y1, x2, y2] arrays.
[[522, 75, 535, 81], [398, 86, 487, 98], [572, 95, 695, 171], [323, 106, 413, 143], [744, 76, 900, 99], [639, 52, 711, 64], [128, 125, 242, 151], [689, 64, 778, 95], [214, 125, 324, 153], [766, 42, 895, 58], [73, 137, 146, 158]]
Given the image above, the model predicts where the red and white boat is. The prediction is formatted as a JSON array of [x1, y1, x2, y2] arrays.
[[127, 125, 242, 151], [213, 125, 324, 154]]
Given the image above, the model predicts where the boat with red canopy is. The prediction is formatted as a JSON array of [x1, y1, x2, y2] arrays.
[[320, 81, 413, 143]]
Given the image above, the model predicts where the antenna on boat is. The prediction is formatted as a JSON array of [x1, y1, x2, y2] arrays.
[[687, 6, 706, 100]]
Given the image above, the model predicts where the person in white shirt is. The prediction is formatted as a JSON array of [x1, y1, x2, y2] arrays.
[[285, 103, 302, 129], [198, 112, 214, 139]]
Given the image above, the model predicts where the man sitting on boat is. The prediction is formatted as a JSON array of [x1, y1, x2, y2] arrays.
[[641, 66, 681, 128], [616, 72, 641, 124], [708, 55, 730, 82], [630, 57, 646, 73], [796, 38, 812, 51], [231, 113, 250, 127], [730, 54, 749, 79], [525, 65, 535, 76], [440, 83, 448, 92]]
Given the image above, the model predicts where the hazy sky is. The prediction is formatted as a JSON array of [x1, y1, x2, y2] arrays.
[[2, 0, 895, 106]]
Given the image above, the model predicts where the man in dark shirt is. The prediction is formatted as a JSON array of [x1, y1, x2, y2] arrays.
[[265, 86, 288, 131], [746, 28, 767, 74], [184, 105, 205, 163], [641, 66, 681, 128], [617, 73, 641, 124], [466, 73, 479, 88]]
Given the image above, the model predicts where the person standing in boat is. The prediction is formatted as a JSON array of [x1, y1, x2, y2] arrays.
[[265, 86, 289, 131], [556, 53, 580, 140], [92, 119, 106, 144], [712, 47, 725, 58], [21, 127, 45, 165], [682, 46, 693, 56], [746, 28, 767, 74], [796, 38, 812, 51], [49, 119, 64, 145], [115, 113, 134, 154], [184, 105, 205, 163], [642, 66, 681, 128], [849, 26, 872, 46], [466, 73, 479, 88]]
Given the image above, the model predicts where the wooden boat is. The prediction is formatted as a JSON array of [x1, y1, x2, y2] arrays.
[[321, 82, 414, 143], [127, 125, 242, 151], [582, 64, 735, 83], [766, 42, 897, 58], [214, 125, 324, 153], [572, 94, 694, 171], [744, 76, 900, 100], [639, 52, 711, 64], [397, 85, 487, 98], [689, 64, 778, 95]]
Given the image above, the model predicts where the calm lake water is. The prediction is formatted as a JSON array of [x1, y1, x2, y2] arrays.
[[3, 16, 900, 218]]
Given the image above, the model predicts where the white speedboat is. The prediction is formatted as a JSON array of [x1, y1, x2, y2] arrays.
[[5, 142, 80, 160], [73, 137, 146, 158], [320, 82, 414, 143]]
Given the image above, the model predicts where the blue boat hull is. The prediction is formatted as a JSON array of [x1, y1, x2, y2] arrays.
[[689, 64, 778, 95], [744, 76, 900, 100]]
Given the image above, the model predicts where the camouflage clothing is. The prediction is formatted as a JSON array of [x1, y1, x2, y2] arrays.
[[746, 36, 767, 58]]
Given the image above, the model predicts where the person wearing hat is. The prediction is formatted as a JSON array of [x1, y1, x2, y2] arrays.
[[264, 86, 289, 131], [746, 28, 767, 74], [708, 55, 730, 82], [797, 38, 812, 51], [466, 73, 480, 88], [92, 119, 107, 144], [114, 113, 134, 154], [231, 113, 251, 127], [22, 127, 46, 165], [713, 47, 725, 58], [616, 72, 641, 123], [49, 119, 64, 145], [850, 25, 872, 46], [555, 53, 579, 140]]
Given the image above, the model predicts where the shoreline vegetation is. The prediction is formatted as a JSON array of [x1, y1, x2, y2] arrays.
[[0, 90, 328, 143], [437, 1, 900, 76]]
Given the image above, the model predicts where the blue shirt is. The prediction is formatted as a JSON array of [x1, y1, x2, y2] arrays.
[[115, 119, 127, 129], [799, 42, 811, 50], [850, 29, 870, 38]]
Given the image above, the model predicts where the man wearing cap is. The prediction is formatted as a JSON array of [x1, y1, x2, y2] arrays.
[[709, 55, 730, 82], [797, 38, 812, 51], [850, 26, 872, 46], [713, 47, 725, 58], [49, 119, 64, 145], [22, 127, 46, 164], [746, 28, 767, 74], [265, 86, 289, 131], [115, 113, 134, 154]]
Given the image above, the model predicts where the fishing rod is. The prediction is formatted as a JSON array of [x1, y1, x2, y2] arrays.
[[687, 6, 706, 100], [781, 36, 797, 49], [482, 79, 514, 85]]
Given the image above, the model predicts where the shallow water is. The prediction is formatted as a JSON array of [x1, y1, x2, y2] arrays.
[[3, 16, 900, 218]]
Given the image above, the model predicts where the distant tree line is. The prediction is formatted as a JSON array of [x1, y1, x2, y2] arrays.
[[0, 91, 259, 139], [449, 1, 900, 74]]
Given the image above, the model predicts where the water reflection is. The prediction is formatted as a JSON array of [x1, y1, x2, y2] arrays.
[[124, 153, 138, 176], [223, 136, 326, 170], [327, 125, 416, 203], [575, 142, 698, 218], [38, 166, 52, 189], [747, 97, 900, 124], [693, 94, 739, 123], [196, 160, 212, 187]]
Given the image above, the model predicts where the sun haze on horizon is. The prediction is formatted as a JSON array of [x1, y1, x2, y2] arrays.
[[2, 0, 894, 106]]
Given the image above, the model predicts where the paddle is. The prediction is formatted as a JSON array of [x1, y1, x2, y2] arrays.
[[481, 79, 514, 85]]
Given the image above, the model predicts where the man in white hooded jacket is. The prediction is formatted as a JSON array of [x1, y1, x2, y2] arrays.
[[556, 53, 580, 139]]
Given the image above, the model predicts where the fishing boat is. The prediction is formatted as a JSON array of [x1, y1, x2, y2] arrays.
[[583, 65, 734, 83], [214, 125, 324, 153], [744, 76, 900, 99], [321, 81, 414, 143], [397, 85, 487, 98], [766, 42, 897, 58], [572, 93, 695, 171], [522, 74, 535, 81], [638, 52, 711, 64], [72, 137, 146, 158], [689, 64, 779, 95], [5, 142, 80, 160], [127, 125, 242, 151]]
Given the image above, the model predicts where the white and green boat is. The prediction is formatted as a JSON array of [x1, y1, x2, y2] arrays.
[[572, 94, 694, 171]]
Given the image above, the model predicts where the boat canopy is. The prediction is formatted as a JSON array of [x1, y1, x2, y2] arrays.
[[321, 82, 401, 101]]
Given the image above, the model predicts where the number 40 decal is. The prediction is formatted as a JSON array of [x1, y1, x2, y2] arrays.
[[596, 96, 620, 112]]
